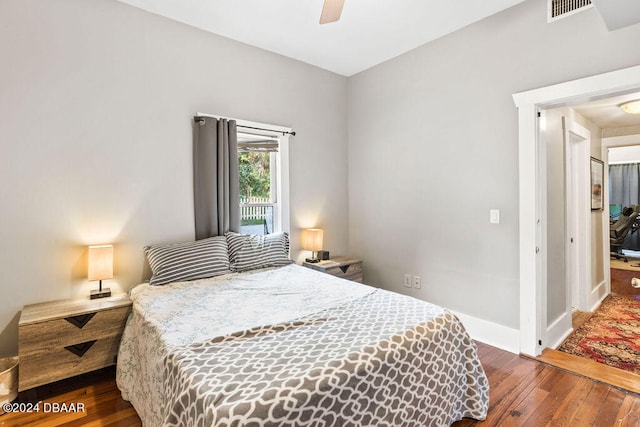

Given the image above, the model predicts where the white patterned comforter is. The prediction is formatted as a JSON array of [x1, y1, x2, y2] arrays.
[[116, 264, 488, 426]]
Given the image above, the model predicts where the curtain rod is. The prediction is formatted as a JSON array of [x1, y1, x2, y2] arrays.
[[237, 124, 296, 137], [193, 116, 296, 137]]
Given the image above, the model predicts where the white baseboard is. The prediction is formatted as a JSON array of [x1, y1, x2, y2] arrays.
[[546, 311, 572, 350], [589, 280, 608, 312], [450, 310, 520, 354]]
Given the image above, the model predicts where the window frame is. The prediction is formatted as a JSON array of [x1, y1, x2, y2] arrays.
[[235, 119, 291, 235]]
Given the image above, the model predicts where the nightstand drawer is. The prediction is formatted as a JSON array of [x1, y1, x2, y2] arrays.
[[324, 262, 362, 281], [303, 257, 363, 283], [18, 296, 132, 391], [19, 334, 122, 391], [19, 306, 130, 354]]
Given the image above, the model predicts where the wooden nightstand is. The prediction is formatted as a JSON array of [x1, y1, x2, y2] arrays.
[[18, 295, 132, 391], [303, 256, 363, 283]]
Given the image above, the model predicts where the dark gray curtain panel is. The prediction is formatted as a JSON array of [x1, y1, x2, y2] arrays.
[[193, 117, 240, 239], [609, 163, 640, 250]]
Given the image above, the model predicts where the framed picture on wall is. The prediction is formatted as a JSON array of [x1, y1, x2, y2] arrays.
[[591, 157, 604, 211]]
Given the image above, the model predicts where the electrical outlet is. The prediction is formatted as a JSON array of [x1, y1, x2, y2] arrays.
[[404, 274, 412, 288], [413, 276, 421, 289]]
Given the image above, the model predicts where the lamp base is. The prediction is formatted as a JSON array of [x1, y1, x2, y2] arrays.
[[90, 288, 112, 299], [305, 258, 320, 263]]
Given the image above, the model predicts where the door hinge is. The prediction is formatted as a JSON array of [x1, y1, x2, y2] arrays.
[[570, 237, 574, 243], [538, 339, 542, 346], [536, 247, 540, 254], [537, 112, 541, 118]]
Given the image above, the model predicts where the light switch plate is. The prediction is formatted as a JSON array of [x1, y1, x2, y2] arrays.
[[490, 209, 500, 224]]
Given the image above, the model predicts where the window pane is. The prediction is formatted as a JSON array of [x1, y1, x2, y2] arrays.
[[239, 151, 271, 200], [240, 205, 274, 236]]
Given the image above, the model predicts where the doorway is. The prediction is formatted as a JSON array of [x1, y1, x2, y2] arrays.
[[540, 107, 599, 350], [513, 64, 640, 357], [604, 143, 640, 269]]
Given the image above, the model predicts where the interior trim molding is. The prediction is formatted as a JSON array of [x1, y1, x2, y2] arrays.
[[513, 63, 640, 357], [546, 311, 573, 350], [590, 280, 608, 312], [450, 310, 520, 354]]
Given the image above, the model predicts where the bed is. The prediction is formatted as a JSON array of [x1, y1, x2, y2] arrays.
[[116, 235, 488, 426]]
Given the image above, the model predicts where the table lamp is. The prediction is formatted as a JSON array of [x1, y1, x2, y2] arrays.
[[302, 228, 323, 263], [88, 245, 113, 299]]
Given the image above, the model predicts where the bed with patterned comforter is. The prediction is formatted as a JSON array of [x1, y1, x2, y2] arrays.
[[116, 263, 488, 426]]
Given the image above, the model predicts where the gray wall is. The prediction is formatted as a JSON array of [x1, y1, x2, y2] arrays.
[[347, 0, 640, 330], [0, 0, 349, 357]]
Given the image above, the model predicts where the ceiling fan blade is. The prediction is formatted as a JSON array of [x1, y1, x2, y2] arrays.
[[320, 0, 345, 24]]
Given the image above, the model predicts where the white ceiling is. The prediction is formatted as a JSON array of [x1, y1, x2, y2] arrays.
[[592, 0, 640, 30], [115, 0, 526, 76], [573, 92, 640, 129]]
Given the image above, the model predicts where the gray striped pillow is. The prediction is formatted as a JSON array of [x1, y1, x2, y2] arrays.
[[144, 236, 231, 286], [226, 232, 291, 272]]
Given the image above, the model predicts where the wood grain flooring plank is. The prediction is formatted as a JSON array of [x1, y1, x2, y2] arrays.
[[519, 370, 582, 427], [482, 363, 553, 426], [537, 348, 640, 395], [615, 394, 640, 427], [591, 386, 627, 426], [62, 401, 140, 427], [455, 345, 640, 427], [548, 376, 596, 426], [474, 341, 495, 359], [497, 385, 550, 427], [480, 350, 519, 379], [571, 382, 616, 426]]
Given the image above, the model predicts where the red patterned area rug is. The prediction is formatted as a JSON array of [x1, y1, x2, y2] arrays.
[[559, 294, 640, 374]]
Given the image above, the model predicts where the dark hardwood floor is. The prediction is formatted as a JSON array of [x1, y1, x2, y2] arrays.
[[0, 367, 141, 427], [2, 342, 640, 426], [529, 267, 640, 399], [453, 343, 640, 426], [610, 267, 640, 298]]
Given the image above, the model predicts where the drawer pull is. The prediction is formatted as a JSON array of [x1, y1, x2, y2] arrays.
[[340, 265, 349, 274], [64, 340, 97, 357], [64, 312, 96, 329]]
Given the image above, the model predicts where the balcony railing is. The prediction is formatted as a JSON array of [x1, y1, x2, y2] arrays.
[[240, 197, 271, 221], [240, 197, 273, 235]]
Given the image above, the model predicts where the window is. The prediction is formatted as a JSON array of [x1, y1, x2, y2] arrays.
[[237, 122, 290, 235]]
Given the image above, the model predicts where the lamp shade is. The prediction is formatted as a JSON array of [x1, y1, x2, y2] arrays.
[[88, 245, 113, 281], [301, 228, 324, 252]]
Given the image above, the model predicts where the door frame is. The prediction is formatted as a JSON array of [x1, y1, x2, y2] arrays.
[[603, 136, 640, 276], [513, 64, 640, 357], [564, 118, 591, 312]]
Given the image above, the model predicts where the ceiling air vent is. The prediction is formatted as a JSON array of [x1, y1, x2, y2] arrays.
[[548, 0, 593, 22]]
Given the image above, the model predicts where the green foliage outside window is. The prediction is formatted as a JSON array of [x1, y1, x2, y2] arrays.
[[239, 151, 271, 199]]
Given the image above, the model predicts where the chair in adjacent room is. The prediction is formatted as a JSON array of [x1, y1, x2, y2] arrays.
[[610, 204, 640, 262]]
